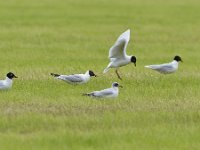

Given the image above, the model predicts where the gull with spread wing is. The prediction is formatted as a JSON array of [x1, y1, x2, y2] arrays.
[[103, 29, 137, 80]]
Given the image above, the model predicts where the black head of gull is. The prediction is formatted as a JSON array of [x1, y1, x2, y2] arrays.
[[7, 72, 18, 79], [131, 56, 137, 66], [89, 70, 97, 77], [174, 56, 183, 62], [112, 82, 123, 88]]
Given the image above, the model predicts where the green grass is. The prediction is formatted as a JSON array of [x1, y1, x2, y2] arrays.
[[0, 0, 200, 149]]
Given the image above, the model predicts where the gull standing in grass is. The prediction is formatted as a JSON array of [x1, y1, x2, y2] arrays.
[[145, 55, 183, 74], [83, 82, 122, 98], [50, 70, 97, 84], [103, 29, 137, 80], [0, 72, 18, 90]]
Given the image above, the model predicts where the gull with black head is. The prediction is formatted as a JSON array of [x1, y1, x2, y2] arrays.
[[145, 55, 183, 74], [50, 70, 97, 84], [83, 82, 122, 98], [103, 29, 137, 80], [0, 72, 18, 90]]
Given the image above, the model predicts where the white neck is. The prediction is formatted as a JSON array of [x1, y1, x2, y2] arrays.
[[85, 71, 90, 76], [5, 77, 13, 88], [126, 55, 132, 60], [6, 77, 12, 81], [83, 71, 91, 82], [172, 60, 179, 64]]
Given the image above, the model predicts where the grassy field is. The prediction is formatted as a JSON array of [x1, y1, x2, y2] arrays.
[[0, 0, 200, 149]]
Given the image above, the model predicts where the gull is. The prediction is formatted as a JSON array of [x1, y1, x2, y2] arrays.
[[103, 29, 137, 80], [83, 82, 122, 98], [145, 55, 183, 74], [50, 70, 97, 84], [0, 72, 18, 90]]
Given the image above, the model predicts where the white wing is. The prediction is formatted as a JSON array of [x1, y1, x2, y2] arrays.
[[58, 74, 83, 83], [0, 80, 9, 89], [0, 81, 5, 88], [109, 29, 130, 59], [88, 88, 115, 98]]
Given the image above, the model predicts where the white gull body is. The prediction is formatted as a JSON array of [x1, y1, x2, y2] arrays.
[[83, 82, 122, 98], [51, 70, 96, 84], [145, 56, 182, 74], [103, 29, 136, 79]]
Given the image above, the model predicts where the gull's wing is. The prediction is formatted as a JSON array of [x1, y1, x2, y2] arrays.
[[58, 74, 83, 83], [89, 88, 115, 97], [109, 29, 130, 59], [0, 80, 6, 89]]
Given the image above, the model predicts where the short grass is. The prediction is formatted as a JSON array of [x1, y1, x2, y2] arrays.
[[0, 0, 200, 149]]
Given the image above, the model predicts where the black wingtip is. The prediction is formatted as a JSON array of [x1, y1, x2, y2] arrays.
[[50, 73, 60, 77], [82, 93, 89, 96], [82, 93, 93, 96]]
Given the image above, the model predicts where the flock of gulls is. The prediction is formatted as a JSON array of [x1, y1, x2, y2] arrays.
[[0, 29, 182, 98]]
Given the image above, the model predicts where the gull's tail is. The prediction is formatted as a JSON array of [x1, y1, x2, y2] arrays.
[[82, 93, 94, 96], [50, 73, 60, 77], [103, 67, 110, 73], [144, 65, 152, 69], [145, 65, 158, 70]]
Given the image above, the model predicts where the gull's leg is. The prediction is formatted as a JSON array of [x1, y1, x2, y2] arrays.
[[115, 69, 122, 80]]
